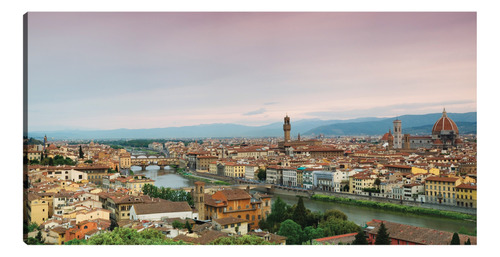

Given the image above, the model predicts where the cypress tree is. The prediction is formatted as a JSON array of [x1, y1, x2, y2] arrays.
[[185, 221, 193, 233], [450, 232, 461, 245], [293, 197, 307, 228], [79, 145, 84, 159], [352, 229, 369, 245], [465, 238, 471, 245], [374, 222, 391, 245]]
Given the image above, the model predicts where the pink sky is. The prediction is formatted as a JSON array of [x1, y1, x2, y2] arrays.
[[27, 12, 476, 131]]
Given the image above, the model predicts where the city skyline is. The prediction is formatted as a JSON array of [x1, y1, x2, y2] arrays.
[[27, 12, 476, 132]]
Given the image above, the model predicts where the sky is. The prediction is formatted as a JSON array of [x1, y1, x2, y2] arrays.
[[27, 12, 477, 131]]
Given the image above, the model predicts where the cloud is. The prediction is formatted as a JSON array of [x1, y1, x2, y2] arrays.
[[243, 108, 267, 116], [264, 102, 278, 105]]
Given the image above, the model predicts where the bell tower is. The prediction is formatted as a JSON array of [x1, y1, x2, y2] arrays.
[[393, 119, 402, 149], [283, 114, 291, 143], [193, 181, 205, 220]]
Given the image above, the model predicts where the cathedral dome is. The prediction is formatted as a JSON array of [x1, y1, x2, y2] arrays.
[[432, 108, 459, 135]]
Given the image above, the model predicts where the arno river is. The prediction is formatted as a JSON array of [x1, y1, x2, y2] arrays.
[[130, 166, 476, 234]]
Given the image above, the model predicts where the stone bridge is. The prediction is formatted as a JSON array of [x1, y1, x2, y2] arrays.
[[130, 155, 180, 170]]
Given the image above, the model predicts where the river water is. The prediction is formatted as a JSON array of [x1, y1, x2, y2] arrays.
[[130, 165, 476, 234]]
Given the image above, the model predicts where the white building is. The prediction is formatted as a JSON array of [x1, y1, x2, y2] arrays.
[[313, 171, 334, 191], [282, 168, 297, 187], [333, 169, 358, 192], [130, 200, 198, 221]]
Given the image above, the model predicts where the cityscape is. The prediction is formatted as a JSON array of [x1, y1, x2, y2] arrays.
[[17, 9, 489, 255]]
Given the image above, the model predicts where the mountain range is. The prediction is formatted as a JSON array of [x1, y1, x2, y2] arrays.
[[28, 112, 477, 140]]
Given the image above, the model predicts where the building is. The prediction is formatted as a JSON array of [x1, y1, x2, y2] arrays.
[[277, 115, 322, 152], [313, 171, 334, 191], [224, 162, 245, 178], [212, 217, 249, 235], [302, 168, 314, 190], [248, 231, 287, 245], [455, 183, 477, 208], [365, 219, 476, 245], [203, 188, 272, 230], [424, 176, 461, 205], [282, 167, 298, 187], [196, 155, 218, 171], [130, 200, 198, 221], [25, 193, 49, 225], [73, 165, 109, 185], [119, 153, 131, 169], [431, 108, 462, 148], [393, 119, 402, 149]]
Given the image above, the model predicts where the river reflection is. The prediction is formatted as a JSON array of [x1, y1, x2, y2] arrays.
[[130, 165, 197, 189], [272, 193, 476, 234]]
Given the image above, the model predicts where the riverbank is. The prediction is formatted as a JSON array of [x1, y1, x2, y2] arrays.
[[311, 194, 476, 221], [171, 166, 232, 186]]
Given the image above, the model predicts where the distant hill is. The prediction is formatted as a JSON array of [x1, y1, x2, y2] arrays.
[[28, 112, 476, 140], [304, 112, 477, 136]]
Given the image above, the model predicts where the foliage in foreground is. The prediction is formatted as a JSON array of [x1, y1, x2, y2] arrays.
[[260, 197, 360, 245], [64, 227, 189, 245], [210, 235, 274, 245]]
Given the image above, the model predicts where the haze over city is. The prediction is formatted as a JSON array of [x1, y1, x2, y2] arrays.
[[27, 12, 476, 132]]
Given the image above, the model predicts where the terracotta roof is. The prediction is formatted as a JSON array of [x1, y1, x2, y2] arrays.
[[218, 189, 251, 201], [456, 183, 477, 190], [314, 232, 357, 242], [425, 176, 460, 183], [132, 201, 192, 215], [213, 217, 248, 226], [432, 109, 459, 134], [366, 219, 476, 245]]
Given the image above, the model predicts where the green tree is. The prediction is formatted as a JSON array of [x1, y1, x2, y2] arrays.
[[277, 219, 303, 245], [303, 226, 326, 244], [374, 178, 381, 190], [374, 222, 391, 245], [64, 239, 87, 245], [23, 222, 39, 234], [35, 230, 44, 244], [293, 197, 308, 228], [172, 220, 184, 229], [185, 221, 193, 233], [86, 227, 187, 245], [25, 237, 44, 245], [323, 209, 348, 221], [257, 168, 266, 181], [352, 229, 369, 245], [260, 196, 291, 232], [79, 145, 84, 159], [319, 217, 360, 237], [450, 232, 461, 245], [210, 235, 274, 245], [465, 238, 471, 245]]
